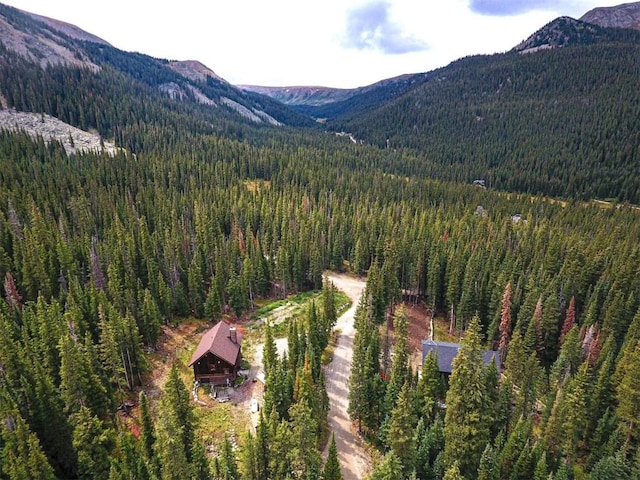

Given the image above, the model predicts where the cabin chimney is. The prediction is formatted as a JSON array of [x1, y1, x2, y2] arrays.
[[229, 327, 237, 344]]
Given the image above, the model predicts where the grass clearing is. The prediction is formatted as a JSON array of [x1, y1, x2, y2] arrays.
[[433, 316, 461, 343]]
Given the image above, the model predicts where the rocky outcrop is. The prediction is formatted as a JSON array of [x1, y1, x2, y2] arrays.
[[581, 2, 640, 30], [167, 60, 226, 84], [0, 4, 101, 70], [0, 109, 118, 156]]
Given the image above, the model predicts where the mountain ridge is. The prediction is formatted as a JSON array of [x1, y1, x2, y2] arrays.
[[581, 1, 640, 29], [0, 3, 309, 128]]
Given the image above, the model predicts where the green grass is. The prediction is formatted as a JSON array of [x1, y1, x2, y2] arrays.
[[433, 316, 461, 343], [196, 400, 249, 447], [252, 299, 288, 318]]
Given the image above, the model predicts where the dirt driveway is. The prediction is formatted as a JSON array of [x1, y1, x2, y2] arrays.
[[323, 273, 370, 480]]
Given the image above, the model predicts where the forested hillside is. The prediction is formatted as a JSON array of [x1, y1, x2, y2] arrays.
[[332, 20, 640, 203], [1, 3, 640, 479]]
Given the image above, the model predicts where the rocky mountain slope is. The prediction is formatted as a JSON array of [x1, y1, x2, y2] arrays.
[[0, 108, 118, 156], [581, 1, 640, 30], [0, 5, 101, 70], [242, 73, 429, 120], [238, 85, 354, 107], [513, 16, 610, 53], [0, 3, 309, 128]]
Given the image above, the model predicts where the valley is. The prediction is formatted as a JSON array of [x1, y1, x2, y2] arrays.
[[1, 2, 640, 479]]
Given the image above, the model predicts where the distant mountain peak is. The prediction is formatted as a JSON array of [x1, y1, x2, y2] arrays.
[[581, 1, 640, 30], [0, 4, 102, 69], [21, 10, 111, 45], [167, 60, 227, 84], [513, 16, 612, 53]]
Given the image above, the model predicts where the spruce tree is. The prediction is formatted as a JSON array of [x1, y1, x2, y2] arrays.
[[370, 451, 403, 480], [388, 381, 416, 474], [384, 306, 410, 416], [139, 391, 156, 465], [443, 316, 489, 477], [417, 350, 442, 423], [322, 434, 343, 480], [71, 407, 114, 480], [497, 282, 512, 362], [616, 340, 640, 443], [0, 412, 56, 480], [161, 363, 197, 467]]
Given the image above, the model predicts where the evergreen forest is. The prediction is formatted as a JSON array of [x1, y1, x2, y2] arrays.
[[1, 3, 640, 479]]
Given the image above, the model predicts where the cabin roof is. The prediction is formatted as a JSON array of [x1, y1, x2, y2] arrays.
[[189, 321, 242, 367], [421, 339, 501, 373]]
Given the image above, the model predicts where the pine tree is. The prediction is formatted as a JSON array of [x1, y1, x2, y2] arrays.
[[384, 305, 410, 415], [322, 434, 343, 480], [443, 462, 465, 480], [388, 381, 416, 474], [187, 253, 204, 317], [524, 296, 544, 358], [154, 402, 190, 480], [348, 299, 384, 433], [255, 412, 270, 480], [162, 364, 196, 461], [139, 288, 162, 347], [590, 453, 633, 480], [533, 452, 548, 480], [189, 441, 211, 480], [443, 316, 490, 477], [71, 407, 114, 480], [321, 279, 338, 349], [616, 340, 640, 443], [139, 391, 156, 465], [498, 282, 512, 362], [417, 350, 442, 423], [59, 333, 111, 417], [559, 295, 576, 347], [370, 451, 403, 480], [477, 443, 499, 480], [239, 431, 258, 480], [499, 418, 532, 479], [204, 274, 223, 320], [110, 431, 152, 480], [0, 412, 56, 480], [504, 331, 541, 419]]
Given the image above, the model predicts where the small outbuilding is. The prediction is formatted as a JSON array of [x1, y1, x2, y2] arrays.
[[189, 321, 242, 386], [421, 339, 501, 375]]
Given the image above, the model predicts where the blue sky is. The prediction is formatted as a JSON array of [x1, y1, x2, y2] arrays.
[[3, 0, 625, 88]]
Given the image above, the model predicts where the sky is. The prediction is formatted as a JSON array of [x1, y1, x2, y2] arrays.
[[2, 0, 627, 88]]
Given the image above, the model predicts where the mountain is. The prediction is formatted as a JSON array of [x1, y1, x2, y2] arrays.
[[581, 1, 640, 30], [512, 16, 623, 52], [237, 85, 355, 107], [0, 2, 312, 137], [240, 73, 429, 120], [2, 2, 640, 202], [330, 20, 640, 202], [0, 5, 103, 70]]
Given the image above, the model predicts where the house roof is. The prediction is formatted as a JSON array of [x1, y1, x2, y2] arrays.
[[189, 321, 242, 367], [421, 339, 501, 373]]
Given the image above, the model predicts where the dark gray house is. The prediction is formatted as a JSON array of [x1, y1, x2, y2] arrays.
[[421, 339, 501, 375]]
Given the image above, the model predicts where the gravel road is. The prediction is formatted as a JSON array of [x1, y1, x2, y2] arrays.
[[323, 273, 370, 480]]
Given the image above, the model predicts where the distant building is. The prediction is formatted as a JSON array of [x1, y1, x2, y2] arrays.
[[421, 339, 501, 375], [189, 321, 242, 386]]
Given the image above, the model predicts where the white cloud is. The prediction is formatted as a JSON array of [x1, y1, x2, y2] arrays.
[[2, 0, 628, 88]]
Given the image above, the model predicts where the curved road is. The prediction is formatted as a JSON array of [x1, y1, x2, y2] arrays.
[[324, 273, 369, 480]]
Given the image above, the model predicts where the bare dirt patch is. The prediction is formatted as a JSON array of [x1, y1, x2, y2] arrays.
[[398, 301, 433, 370]]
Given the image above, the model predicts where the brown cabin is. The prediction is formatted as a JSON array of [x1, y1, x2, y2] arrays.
[[189, 321, 242, 386]]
